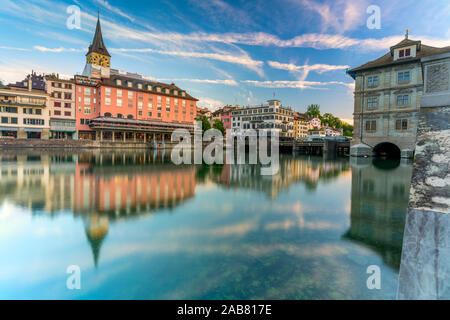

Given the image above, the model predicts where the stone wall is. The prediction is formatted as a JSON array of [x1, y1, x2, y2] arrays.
[[397, 53, 450, 299]]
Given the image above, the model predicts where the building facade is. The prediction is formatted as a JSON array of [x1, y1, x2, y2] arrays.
[[0, 74, 50, 139], [347, 36, 450, 158], [45, 75, 77, 139], [293, 111, 309, 139], [230, 99, 294, 138], [75, 15, 197, 142]]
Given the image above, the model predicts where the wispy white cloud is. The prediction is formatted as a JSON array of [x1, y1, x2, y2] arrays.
[[268, 61, 349, 73], [197, 97, 224, 111], [158, 78, 238, 86], [0, 64, 72, 84], [268, 60, 349, 81], [93, 0, 135, 22], [33, 46, 84, 53], [242, 79, 354, 90], [299, 0, 367, 33], [0, 46, 31, 51], [110, 48, 264, 75]]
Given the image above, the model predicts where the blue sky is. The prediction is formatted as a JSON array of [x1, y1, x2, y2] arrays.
[[1, 0, 450, 121]]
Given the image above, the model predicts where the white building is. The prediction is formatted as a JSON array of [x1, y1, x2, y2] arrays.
[[230, 99, 294, 138]]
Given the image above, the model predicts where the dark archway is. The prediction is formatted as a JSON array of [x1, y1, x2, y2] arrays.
[[373, 142, 401, 159]]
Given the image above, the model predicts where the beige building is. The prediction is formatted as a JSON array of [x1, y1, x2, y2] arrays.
[[293, 111, 309, 139], [347, 36, 450, 158], [0, 74, 50, 139], [45, 74, 77, 139]]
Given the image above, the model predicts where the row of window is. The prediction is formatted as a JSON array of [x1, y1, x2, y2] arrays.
[[365, 95, 410, 109], [233, 115, 290, 121], [51, 82, 72, 89], [82, 111, 193, 123], [1, 117, 18, 124], [54, 110, 72, 117], [23, 118, 45, 125], [232, 108, 292, 116], [365, 119, 408, 131], [242, 123, 293, 129], [367, 71, 411, 88], [51, 92, 72, 100], [109, 80, 186, 97], [54, 102, 72, 108], [23, 108, 42, 115]]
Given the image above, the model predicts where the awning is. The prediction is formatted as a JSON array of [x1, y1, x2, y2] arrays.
[[0, 127, 18, 131], [50, 129, 76, 132], [24, 128, 42, 133]]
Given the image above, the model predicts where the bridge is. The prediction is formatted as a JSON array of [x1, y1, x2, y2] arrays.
[[279, 138, 350, 156]]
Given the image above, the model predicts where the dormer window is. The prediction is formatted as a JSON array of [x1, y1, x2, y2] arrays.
[[127, 81, 132, 88], [181, 91, 185, 97], [156, 87, 161, 93], [173, 90, 178, 95], [165, 88, 169, 94], [399, 48, 411, 58], [147, 85, 152, 91], [116, 79, 122, 86], [137, 83, 143, 89]]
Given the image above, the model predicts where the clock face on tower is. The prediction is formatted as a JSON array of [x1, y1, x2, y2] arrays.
[[87, 53, 110, 68]]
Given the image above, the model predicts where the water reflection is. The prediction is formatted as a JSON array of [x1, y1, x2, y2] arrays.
[[0, 151, 413, 299], [345, 158, 412, 270]]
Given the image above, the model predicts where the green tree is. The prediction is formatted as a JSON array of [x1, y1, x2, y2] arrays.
[[322, 113, 335, 127], [212, 119, 226, 136], [305, 104, 321, 119], [197, 115, 211, 133]]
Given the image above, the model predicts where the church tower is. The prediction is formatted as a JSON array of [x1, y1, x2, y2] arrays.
[[82, 14, 111, 79]]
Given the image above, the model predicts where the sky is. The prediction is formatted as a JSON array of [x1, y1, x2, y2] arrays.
[[1, 0, 450, 122]]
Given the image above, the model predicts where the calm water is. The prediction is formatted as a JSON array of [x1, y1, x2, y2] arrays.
[[0, 150, 412, 299]]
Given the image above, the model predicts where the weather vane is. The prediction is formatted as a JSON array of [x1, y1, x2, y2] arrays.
[[405, 29, 409, 39]]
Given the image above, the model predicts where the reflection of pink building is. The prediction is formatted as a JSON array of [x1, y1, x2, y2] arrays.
[[74, 163, 196, 214]]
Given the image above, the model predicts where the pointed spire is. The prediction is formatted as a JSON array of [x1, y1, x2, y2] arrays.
[[87, 13, 110, 57], [85, 229, 106, 268], [83, 215, 109, 268]]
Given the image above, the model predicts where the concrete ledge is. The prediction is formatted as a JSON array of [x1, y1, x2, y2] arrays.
[[420, 94, 450, 108], [0, 139, 156, 149], [350, 143, 372, 157]]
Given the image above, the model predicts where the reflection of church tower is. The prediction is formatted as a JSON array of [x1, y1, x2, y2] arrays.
[[82, 13, 111, 79], [84, 214, 109, 267]]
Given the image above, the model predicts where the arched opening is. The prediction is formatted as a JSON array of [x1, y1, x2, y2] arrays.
[[104, 112, 112, 117], [127, 115, 134, 119], [117, 113, 123, 119], [373, 142, 401, 159]]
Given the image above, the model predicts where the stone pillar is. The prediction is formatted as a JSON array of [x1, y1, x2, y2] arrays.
[[134, 132, 137, 142], [398, 52, 450, 300], [99, 130, 103, 141], [123, 132, 126, 142], [112, 131, 115, 142], [144, 133, 147, 143]]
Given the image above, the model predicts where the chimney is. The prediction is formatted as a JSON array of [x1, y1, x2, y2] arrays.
[[28, 78, 32, 91]]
